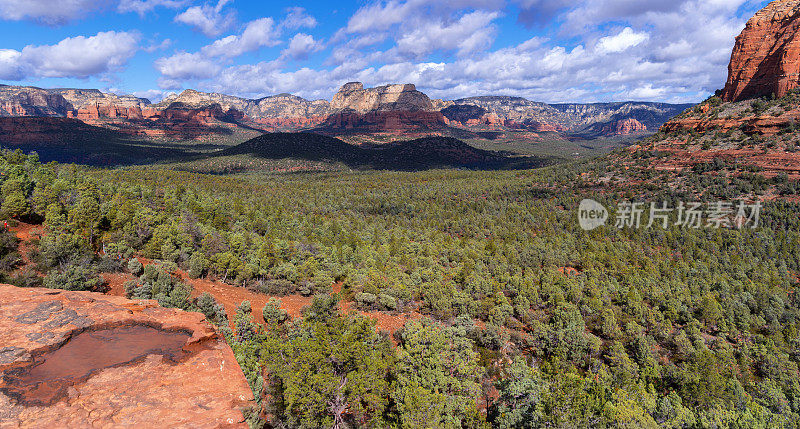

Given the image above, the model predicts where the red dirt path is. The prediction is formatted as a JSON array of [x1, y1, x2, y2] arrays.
[[102, 258, 420, 334]]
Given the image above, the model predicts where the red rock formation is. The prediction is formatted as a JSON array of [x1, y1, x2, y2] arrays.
[[0, 87, 73, 117], [504, 120, 568, 132], [602, 118, 647, 135], [0, 284, 253, 427], [253, 115, 328, 129], [721, 0, 800, 102], [661, 109, 800, 136]]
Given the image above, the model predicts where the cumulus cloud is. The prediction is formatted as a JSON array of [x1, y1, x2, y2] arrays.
[[201, 18, 281, 58], [155, 52, 221, 80], [0, 31, 139, 80], [0, 49, 23, 80], [22, 31, 139, 78], [155, 8, 325, 85], [174, 0, 235, 37], [396, 11, 500, 58], [0, 0, 105, 25], [144, 39, 173, 53], [345, 0, 501, 33], [282, 34, 324, 60], [131, 88, 167, 102], [596, 27, 649, 54], [118, 0, 187, 15], [282, 7, 317, 30]]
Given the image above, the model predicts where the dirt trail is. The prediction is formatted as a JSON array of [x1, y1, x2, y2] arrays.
[[8, 222, 43, 277], [186, 275, 314, 325], [9, 222, 39, 264], [6, 224, 421, 334], [103, 258, 420, 334]]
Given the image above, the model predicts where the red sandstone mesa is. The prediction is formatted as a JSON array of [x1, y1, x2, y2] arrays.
[[721, 0, 800, 102]]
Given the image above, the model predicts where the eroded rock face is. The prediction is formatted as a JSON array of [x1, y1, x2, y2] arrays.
[[0, 86, 73, 117], [330, 82, 434, 113], [0, 285, 253, 428], [602, 118, 647, 135], [158, 89, 251, 112], [721, 0, 800, 102], [51, 89, 150, 110]]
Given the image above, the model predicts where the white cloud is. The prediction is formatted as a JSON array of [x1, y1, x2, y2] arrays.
[[174, 0, 235, 37], [144, 38, 173, 53], [155, 52, 221, 80], [0, 49, 23, 80], [0, 0, 104, 25], [201, 18, 281, 58], [132, 88, 167, 102], [155, 9, 324, 84], [627, 84, 669, 100], [346, 0, 501, 33], [118, 0, 187, 15], [396, 11, 500, 58], [1, 31, 139, 80], [596, 27, 649, 54], [282, 7, 317, 30], [282, 33, 324, 60]]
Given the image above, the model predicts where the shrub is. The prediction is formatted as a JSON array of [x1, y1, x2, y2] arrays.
[[378, 293, 398, 311], [127, 258, 144, 276], [38, 233, 92, 269], [196, 292, 228, 325], [297, 281, 315, 296], [355, 292, 378, 309], [187, 253, 207, 279], [262, 298, 289, 325], [43, 264, 101, 291]]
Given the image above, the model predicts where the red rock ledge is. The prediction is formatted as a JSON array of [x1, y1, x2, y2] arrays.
[[0, 284, 253, 428]]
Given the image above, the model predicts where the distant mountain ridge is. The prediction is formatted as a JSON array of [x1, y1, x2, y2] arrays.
[[0, 82, 691, 138]]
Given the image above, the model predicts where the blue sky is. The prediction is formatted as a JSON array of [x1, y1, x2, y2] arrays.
[[0, 0, 770, 104]]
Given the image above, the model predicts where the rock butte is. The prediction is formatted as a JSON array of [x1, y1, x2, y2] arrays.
[[721, 0, 800, 102], [0, 285, 253, 428], [602, 118, 647, 136]]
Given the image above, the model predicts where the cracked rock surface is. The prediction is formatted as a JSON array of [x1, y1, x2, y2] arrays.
[[0, 285, 253, 428]]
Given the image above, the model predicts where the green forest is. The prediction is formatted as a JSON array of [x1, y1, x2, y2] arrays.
[[0, 147, 798, 428]]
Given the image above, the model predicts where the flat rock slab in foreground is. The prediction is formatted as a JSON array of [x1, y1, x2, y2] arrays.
[[0, 284, 253, 428]]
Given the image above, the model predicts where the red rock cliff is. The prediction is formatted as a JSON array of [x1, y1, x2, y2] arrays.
[[602, 118, 647, 135], [721, 0, 800, 102]]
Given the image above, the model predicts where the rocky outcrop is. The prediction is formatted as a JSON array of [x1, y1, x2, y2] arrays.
[[0, 85, 73, 117], [158, 89, 250, 112], [721, 0, 800, 102], [160, 103, 244, 124], [453, 96, 562, 126], [449, 97, 686, 134], [158, 90, 332, 129], [330, 82, 434, 113], [660, 107, 800, 136], [67, 105, 161, 121], [250, 94, 331, 118], [63, 102, 245, 139], [50, 88, 150, 110], [601, 118, 647, 135], [0, 284, 253, 428]]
